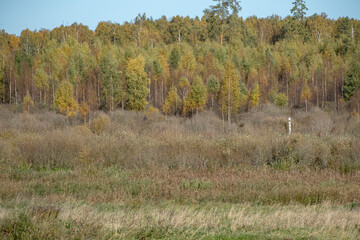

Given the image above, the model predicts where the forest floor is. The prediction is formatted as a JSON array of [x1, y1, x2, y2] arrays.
[[1, 104, 360, 239]]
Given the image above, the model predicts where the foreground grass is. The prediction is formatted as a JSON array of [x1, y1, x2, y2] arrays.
[[1, 166, 360, 239], [2, 200, 360, 239]]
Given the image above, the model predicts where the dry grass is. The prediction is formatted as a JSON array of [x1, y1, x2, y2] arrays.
[[2, 201, 360, 239], [1, 104, 360, 239]]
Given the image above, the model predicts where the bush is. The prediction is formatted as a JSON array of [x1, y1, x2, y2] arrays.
[[89, 113, 110, 135]]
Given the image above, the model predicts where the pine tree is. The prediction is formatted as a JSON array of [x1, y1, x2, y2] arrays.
[[100, 51, 123, 111], [184, 76, 207, 115], [291, 0, 308, 21], [343, 59, 360, 101], [207, 0, 242, 45], [169, 46, 181, 70], [206, 74, 220, 108]]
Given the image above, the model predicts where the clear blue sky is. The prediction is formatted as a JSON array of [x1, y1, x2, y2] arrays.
[[1, 0, 359, 36]]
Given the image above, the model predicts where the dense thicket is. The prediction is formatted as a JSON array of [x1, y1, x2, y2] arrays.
[[0, 3, 359, 119]]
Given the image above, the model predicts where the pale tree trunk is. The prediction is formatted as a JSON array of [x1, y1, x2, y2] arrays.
[[52, 79, 55, 105], [227, 79, 231, 124], [14, 75, 18, 106], [316, 74, 319, 107]]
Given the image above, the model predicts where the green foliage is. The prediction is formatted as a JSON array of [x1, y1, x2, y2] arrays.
[[125, 55, 149, 111], [67, 42, 93, 88], [182, 178, 212, 190], [0, 4, 359, 117], [291, 0, 308, 21], [206, 74, 220, 94], [100, 51, 123, 111], [343, 59, 360, 101], [169, 46, 181, 69], [184, 76, 207, 114], [273, 93, 289, 108], [34, 66, 49, 92]]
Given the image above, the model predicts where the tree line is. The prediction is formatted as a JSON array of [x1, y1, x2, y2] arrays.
[[0, 0, 360, 122]]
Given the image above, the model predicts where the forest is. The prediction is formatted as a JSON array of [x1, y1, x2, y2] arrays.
[[0, 0, 359, 120], [1, 0, 360, 239]]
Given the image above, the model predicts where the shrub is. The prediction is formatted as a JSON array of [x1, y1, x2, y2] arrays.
[[90, 114, 110, 135]]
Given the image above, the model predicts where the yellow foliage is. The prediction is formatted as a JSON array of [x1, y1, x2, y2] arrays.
[[162, 87, 181, 115], [80, 101, 90, 123], [301, 83, 312, 102], [250, 83, 260, 107], [55, 81, 78, 119], [90, 114, 110, 135], [145, 106, 160, 120], [23, 91, 34, 112]]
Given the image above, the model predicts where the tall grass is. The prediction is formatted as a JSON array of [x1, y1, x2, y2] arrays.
[[0, 104, 359, 171]]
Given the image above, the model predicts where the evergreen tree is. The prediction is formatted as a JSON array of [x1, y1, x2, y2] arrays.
[[184, 76, 207, 115], [207, 0, 242, 45], [343, 59, 360, 101], [206, 74, 220, 108], [291, 0, 308, 21], [169, 46, 181, 70], [100, 51, 123, 111]]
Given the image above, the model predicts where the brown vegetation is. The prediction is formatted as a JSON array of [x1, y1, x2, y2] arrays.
[[1, 104, 360, 238]]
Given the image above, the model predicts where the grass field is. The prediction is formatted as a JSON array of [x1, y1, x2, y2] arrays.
[[1, 105, 360, 239]]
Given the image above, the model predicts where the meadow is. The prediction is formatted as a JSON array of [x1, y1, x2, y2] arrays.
[[1, 104, 360, 239]]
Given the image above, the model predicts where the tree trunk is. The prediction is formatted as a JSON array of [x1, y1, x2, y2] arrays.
[[154, 79, 158, 107], [316, 74, 319, 106], [52, 79, 55, 105], [161, 78, 164, 105], [14, 75, 18, 105], [228, 77, 231, 124], [211, 95, 214, 108]]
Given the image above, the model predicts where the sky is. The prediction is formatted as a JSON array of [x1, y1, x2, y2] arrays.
[[0, 0, 359, 36]]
